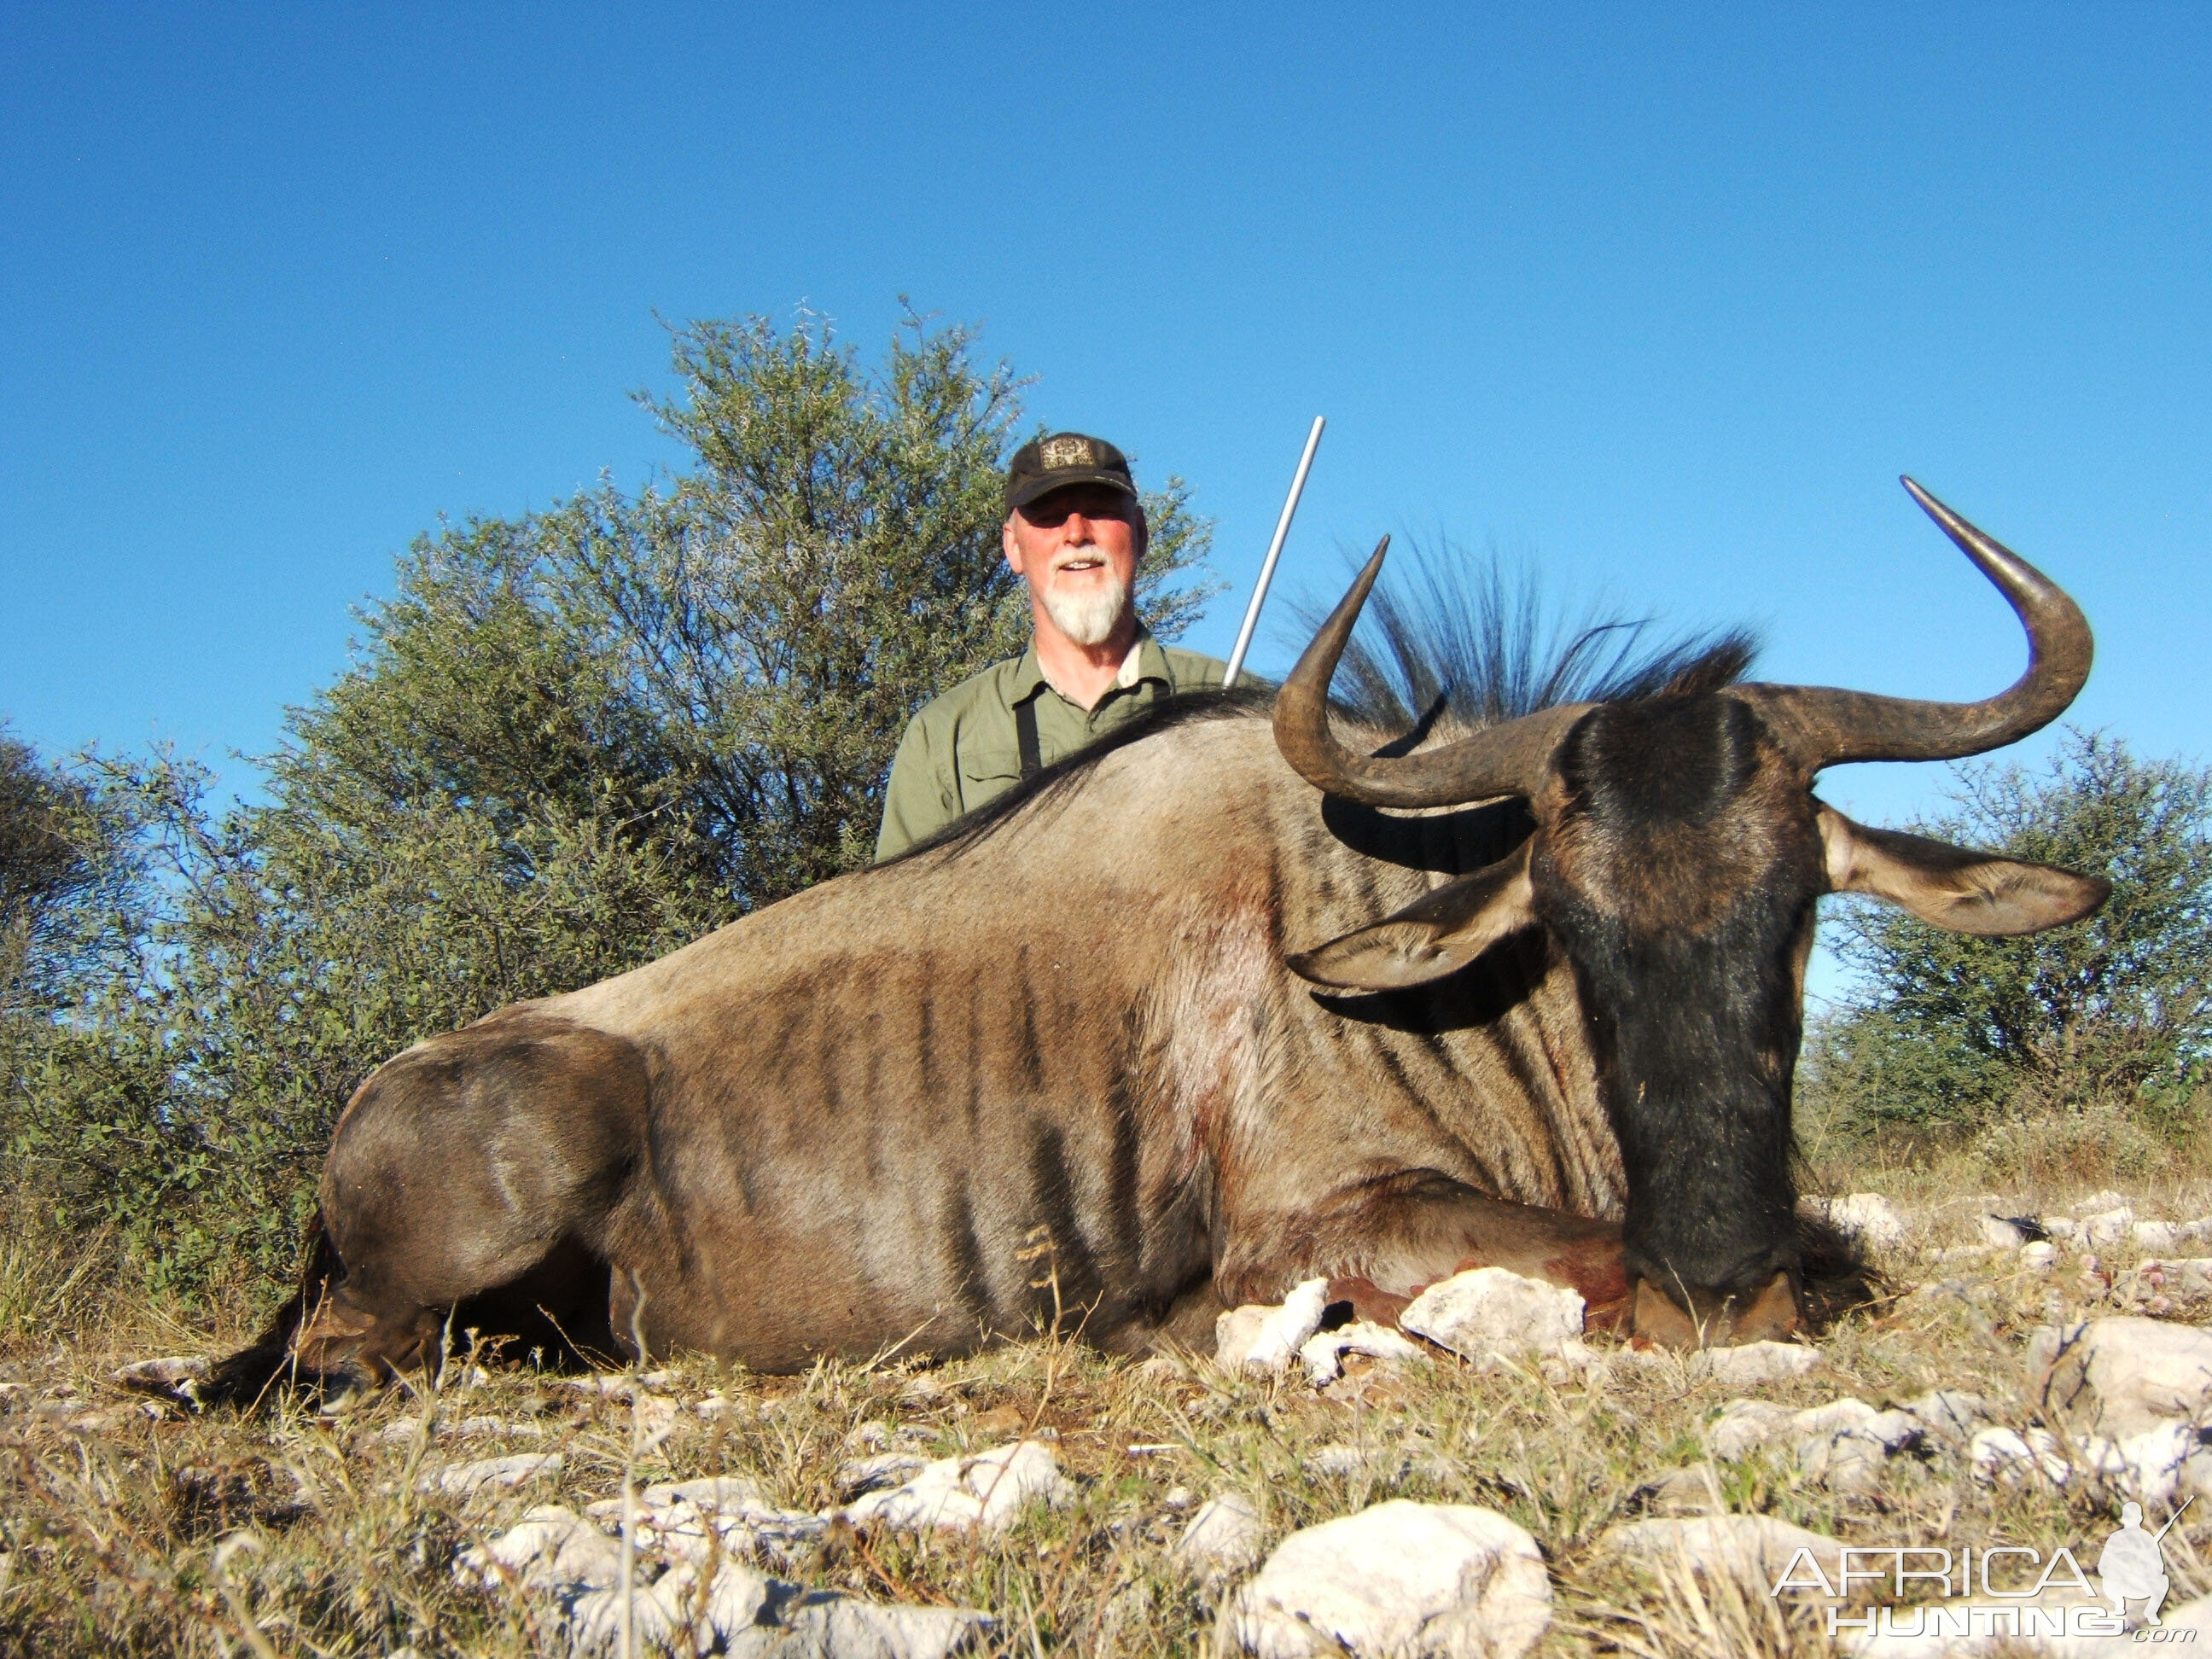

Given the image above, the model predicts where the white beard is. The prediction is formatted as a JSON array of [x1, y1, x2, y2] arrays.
[[1039, 568, 1129, 646]]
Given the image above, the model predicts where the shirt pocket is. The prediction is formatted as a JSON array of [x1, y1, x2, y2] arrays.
[[956, 765, 1024, 814]]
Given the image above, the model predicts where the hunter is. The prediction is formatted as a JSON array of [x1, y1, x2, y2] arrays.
[[874, 431, 1229, 859]]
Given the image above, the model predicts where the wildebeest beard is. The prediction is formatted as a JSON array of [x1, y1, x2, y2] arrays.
[[1535, 692, 1826, 1317]]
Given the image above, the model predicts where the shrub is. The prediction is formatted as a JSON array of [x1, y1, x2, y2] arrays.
[[1803, 730, 2212, 1150]]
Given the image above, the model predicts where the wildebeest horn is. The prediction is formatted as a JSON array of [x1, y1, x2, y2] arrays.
[[1731, 478, 2094, 774], [1273, 536, 1590, 807]]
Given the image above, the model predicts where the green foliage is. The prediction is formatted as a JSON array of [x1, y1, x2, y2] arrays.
[[0, 308, 1221, 1304], [1804, 730, 2212, 1141]]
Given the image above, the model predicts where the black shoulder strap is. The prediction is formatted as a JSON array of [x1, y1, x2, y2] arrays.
[[1015, 696, 1042, 780]]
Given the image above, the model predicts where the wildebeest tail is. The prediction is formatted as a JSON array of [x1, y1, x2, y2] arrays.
[[201, 1211, 345, 1409]]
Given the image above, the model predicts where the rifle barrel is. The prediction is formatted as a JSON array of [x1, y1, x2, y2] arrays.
[[1222, 416, 1325, 689]]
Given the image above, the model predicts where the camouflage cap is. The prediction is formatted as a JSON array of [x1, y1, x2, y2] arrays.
[[1004, 432, 1138, 513]]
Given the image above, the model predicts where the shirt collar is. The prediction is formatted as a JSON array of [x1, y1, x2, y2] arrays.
[[1014, 625, 1169, 706]]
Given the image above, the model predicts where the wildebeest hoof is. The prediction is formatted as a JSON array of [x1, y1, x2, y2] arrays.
[[1631, 1273, 1801, 1349]]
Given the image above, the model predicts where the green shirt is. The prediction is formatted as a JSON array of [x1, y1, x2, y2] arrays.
[[875, 626, 1229, 859]]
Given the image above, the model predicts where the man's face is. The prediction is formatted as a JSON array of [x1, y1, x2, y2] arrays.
[[1002, 484, 1144, 648]]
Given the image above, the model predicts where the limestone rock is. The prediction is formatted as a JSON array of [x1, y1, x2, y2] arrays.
[[2081, 1204, 2137, 1248], [1216, 1279, 1333, 1374], [1400, 1267, 1584, 1365], [1896, 1390, 2002, 1452], [1696, 1341, 1821, 1388], [1300, 1320, 1429, 1387], [1636, 1465, 1726, 1516], [564, 1557, 990, 1657], [1597, 1515, 1845, 1590], [2020, 1241, 2058, 1270], [2133, 1220, 2212, 1254], [1705, 1395, 1919, 1490], [462, 1500, 989, 1656], [111, 1356, 210, 1403], [1970, 1426, 2072, 1488], [455, 1505, 622, 1594], [1802, 1192, 1907, 1252], [1176, 1492, 1265, 1577], [1706, 1399, 1798, 1461], [836, 1451, 929, 1499], [2036, 1316, 2212, 1437], [2126, 1258, 2212, 1303], [1225, 1500, 1551, 1659], [423, 1452, 562, 1496], [1978, 1214, 2039, 1249], [841, 1438, 1071, 1534]]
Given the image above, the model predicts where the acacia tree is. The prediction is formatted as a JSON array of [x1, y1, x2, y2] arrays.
[[0, 309, 1223, 1294], [1807, 730, 2212, 1132]]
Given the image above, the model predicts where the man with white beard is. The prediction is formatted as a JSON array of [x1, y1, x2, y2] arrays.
[[874, 431, 1228, 859]]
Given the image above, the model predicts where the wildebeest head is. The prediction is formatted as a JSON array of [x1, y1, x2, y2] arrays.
[[1274, 480, 2108, 1346]]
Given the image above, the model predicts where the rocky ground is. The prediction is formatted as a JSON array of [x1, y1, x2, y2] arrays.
[[11, 1183, 2212, 1656]]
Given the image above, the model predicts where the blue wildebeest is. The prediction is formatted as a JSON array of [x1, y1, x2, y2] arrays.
[[207, 479, 2104, 1399]]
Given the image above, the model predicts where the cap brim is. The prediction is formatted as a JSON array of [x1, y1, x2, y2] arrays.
[[1007, 469, 1139, 512]]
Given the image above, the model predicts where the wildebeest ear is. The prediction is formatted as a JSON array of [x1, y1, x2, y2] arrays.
[[1289, 842, 1537, 989], [1815, 801, 2110, 936]]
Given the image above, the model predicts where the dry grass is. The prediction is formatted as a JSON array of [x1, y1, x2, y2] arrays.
[[10, 1177, 2212, 1656]]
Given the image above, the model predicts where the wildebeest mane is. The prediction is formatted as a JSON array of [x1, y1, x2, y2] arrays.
[[1296, 543, 1759, 740]]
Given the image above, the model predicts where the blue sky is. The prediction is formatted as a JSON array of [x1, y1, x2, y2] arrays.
[[3, 3, 2206, 867]]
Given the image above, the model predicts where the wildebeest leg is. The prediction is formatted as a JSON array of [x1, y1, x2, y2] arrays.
[[1220, 1168, 1632, 1330], [275, 1016, 646, 1394]]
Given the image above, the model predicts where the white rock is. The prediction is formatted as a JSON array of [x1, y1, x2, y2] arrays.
[[1706, 1399, 1799, 1460], [1400, 1267, 1585, 1366], [465, 1511, 988, 1656], [836, 1451, 928, 1498], [2082, 1205, 2136, 1247], [2078, 1420, 2212, 1507], [1978, 1214, 2034, 1249], [2133, 1220, 2205, 1254], [1970, 1426, 2072, 1488], [1302, 1442, 1375, 1479], [1696, 1341, 1822, 1388], [1225, 1500, 1551, 1659], [1598, 1515, 1845, 1589], [111, 1355, 210, 1395], [1176, 1492, 1264, 1576], [451, 1415, 542, 1440], [1299, 1320, 1429, 1387], [1897, 1390, 2001, 1450], [422, 1452, 562, 1496], [632, 1486, 827, 1568], [2037, 1316, 2212, 1438], [638, 1476, 765, 1511], [2129, 1258, 2212, 1300], [1807, 1193, 1908, 1251], [1216, 1279, 1333, 1373], [1705, 1396, 1917, 1489], [566, 1559, 700, 1654], [841, 1439, 1071, 1534], [2040, 1216, 2079, 1242], [453, 1505, 622, 1593], [1923, 1244, 1993, 1265], [767, 1594, 992, 1659], [2075, 1189, 2128, 1214], [2021, 1241, 2059, 1270]]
